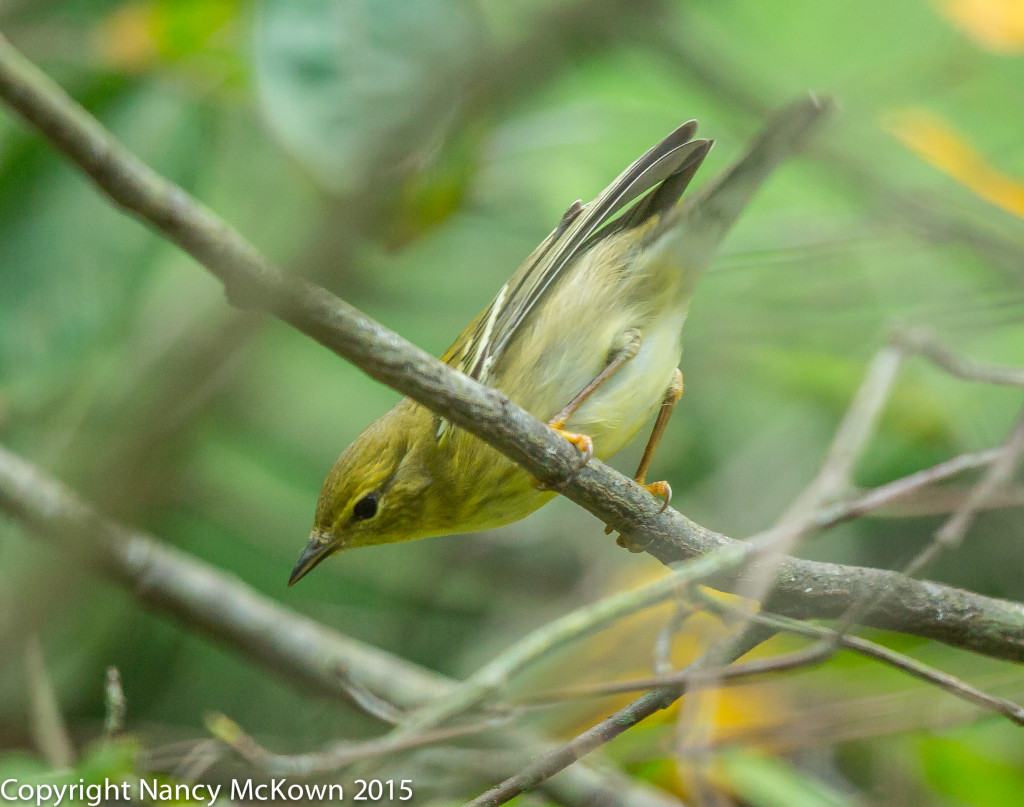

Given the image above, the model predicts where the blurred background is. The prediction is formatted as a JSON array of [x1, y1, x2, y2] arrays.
[[2, 0, 1024, 804]]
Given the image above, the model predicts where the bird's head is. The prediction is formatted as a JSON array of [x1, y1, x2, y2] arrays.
[[288, 402, 437, 585]]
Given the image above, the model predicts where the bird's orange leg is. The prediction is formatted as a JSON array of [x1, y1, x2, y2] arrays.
[[541, 329, 641, 479], [609, 368, 683, 549]]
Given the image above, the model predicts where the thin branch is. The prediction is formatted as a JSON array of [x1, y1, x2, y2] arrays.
[[834, 405, 1024, 638], [654, 602, 692, 675], [103, 667, 126, 738], [806, 635, 1024, 726], [894, 326, 1024, 387], [694, 591, 1024, 728], [816, 446, 1007, 525], [856, 482, 1024, 519], [24, 634, 75, 769], [510, 644, 834, 708], [927, 406, 1024, 561], [208, 712, 509, 777], [172, 740, 224, 786], [462, 626, 776, 807], [778, 345, 904, 525]]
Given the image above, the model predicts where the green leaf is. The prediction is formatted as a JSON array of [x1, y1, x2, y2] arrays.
[[254, 0, 481, 193]]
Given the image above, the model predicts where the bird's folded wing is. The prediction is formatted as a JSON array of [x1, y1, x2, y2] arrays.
[[446, 122, 712, 387]]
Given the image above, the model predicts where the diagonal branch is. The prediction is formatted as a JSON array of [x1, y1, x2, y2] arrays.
[[463, 625, 777, 807], [692, 590, 1024, 727]]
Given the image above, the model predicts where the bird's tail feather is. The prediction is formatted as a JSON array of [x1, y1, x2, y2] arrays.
[[642, 93, 835, 295]]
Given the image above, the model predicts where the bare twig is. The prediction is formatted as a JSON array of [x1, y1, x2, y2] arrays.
[[924, 407, 1024, 563], [172, 740, 224, 785], [856, 482, 1024, 518], [511, 644, 834, 708], [834, 405, 1024, 639], [694, 590, 1024, 727], [894, 326, 1024, 387], [335, 671, 407, 726], [779, 345, 905, 525], [103, 667, 126, 738], [674, 343, 903, 792], [24, 634, 74, 769], [463, 626, 777, 807], [208, 712, 509, 777], [712, 669, 1024, 752], [654, 603, 692, 675], [816, 446, 1008, 525]]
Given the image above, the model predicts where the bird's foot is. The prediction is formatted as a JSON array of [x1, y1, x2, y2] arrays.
[[534, 427, 594, 490], [642, 480, 672, 514], [553, 428, 594, 469]]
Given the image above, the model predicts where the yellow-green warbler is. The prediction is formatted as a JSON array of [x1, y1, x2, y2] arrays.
[[290, 95, 831, 585]]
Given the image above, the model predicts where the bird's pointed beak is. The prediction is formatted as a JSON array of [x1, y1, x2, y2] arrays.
[[288, 532, 335, 587]]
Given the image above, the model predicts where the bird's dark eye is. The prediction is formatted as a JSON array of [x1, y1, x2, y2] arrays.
[[352, 493, 379, 521]]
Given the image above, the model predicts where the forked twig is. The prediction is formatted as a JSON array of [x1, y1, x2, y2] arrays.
[[207, 712, 510, 777]]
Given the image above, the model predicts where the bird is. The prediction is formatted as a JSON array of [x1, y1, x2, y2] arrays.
[[289, 95, 832, 586]]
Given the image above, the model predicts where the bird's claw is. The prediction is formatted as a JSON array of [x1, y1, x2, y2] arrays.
[[616, 533, 646, 553], [555, 428, 593, 470], [643, 480, 672, 514], [534, 428, 594, 490]]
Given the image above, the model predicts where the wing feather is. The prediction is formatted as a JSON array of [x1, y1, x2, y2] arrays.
[[451, 123, 712, 387]]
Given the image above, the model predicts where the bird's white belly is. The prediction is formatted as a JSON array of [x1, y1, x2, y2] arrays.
[[569, 312, 686, 460]]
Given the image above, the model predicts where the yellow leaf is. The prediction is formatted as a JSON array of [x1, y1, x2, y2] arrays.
[[938, 0, 1024, 52], [886, 108, 1024, 218], [94, 2, 161, 72]]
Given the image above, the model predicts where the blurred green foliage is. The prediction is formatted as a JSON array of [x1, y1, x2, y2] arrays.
[[2, 0, 1024, 804]]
